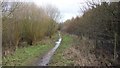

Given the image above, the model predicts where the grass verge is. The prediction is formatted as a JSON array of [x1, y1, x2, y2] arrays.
[[2, 33, 59, 66], [49, 33, 74, 66]]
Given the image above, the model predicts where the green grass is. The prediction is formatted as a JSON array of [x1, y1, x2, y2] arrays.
[[2, 33, 59, 66], [3, 44, 53, 66], [49, 33, 74, 66]]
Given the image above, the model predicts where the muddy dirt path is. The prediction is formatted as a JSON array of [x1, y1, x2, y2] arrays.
[[36, 32, 62, 66]]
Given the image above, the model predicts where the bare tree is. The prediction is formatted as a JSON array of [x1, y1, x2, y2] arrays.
[[44, 4, 61, 38], [44, 4, 61, 22]]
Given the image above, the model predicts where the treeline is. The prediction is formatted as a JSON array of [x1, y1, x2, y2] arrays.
[[2, 2, 60, 56], [62, 2, 120, 64]]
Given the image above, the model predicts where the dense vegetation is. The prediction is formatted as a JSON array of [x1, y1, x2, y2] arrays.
[[62, 2, 120, 65], [2, 2, 60, 56], [1, 1, 120, 66]]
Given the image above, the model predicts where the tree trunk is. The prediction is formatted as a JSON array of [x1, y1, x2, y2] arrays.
[[15, 38, 20, 51], [49, 35, 52, 38], [114, 32, 117, 61]]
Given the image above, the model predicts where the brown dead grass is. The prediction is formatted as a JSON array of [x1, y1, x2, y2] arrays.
[[63, 36, 113, 66]]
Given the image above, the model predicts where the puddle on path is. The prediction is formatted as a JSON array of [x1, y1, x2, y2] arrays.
[[36, 33, 62, 66]]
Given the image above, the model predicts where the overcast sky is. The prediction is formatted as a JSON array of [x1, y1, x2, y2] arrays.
[[3, 0, 88, 22], [5, 0, 116, 22], [33, 0, 120, 22], [33, 0, 87, 22]]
